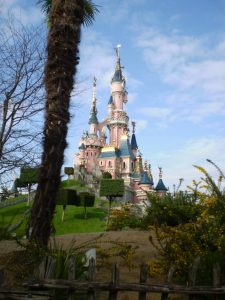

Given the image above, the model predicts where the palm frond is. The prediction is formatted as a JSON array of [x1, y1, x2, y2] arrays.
[[83, 0, 100, 27], [37, 0, 52, 15]]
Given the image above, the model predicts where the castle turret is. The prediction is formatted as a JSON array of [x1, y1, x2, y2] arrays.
[[89, 77, 98, 135], [108, 46, 129, 148], [131, 121, 138, 157], [155, 167, 168, 197]]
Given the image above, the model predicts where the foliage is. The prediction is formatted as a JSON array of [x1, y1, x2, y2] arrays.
[[37, 0, 100, 27], [144, 191, 202, 227], [107, 205, 144, 231], [150, 161, 225, 285], [56, 188, 78, 206], [56, 185, 95, 219], [64, 167, 74, 176], [17, 167, 40, 186], [99, 179, 124, 197], [0, 203, 29, 239], [102, 172, 112, 179]]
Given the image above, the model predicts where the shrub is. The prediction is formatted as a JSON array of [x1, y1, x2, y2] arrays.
[[107, 205, 143, 230], [144, 191, 202, 227], [150, 161, 225, 285]]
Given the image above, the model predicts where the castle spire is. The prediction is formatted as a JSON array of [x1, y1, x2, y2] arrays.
[[131, 121, 138, 150], [155, 167, 168, 192], [89, 76, 98, 125], [112, 45, 123, 83]]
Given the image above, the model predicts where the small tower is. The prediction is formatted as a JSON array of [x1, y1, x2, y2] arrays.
[[131, 121, 138, 158], [89, 77, 98, 135], [108, 45, 129, 148], [147, 163, 154, 185], [155, 167, 168, 197]]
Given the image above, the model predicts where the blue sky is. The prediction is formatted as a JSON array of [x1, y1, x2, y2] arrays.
[[2, 0, 225, 191]]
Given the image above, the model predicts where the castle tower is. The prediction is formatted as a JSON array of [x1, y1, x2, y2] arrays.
[[155, 167, 168, 197], [75, 77, 105, 173], [108, 46, 129, 148], [89, 76, 98, 135], [131, 121, 138, 157]]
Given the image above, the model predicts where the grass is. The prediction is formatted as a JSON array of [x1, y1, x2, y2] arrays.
[[0, 202, 29, 238], [54, 205, 107, 235], [0, 180, 109, 238], [0, 201, 107, 239]]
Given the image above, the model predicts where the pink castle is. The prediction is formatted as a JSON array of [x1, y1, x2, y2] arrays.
[[75, 47, 167, 202]]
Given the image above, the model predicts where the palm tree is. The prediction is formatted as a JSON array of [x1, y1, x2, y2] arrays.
[[29, 0, 98, 245]]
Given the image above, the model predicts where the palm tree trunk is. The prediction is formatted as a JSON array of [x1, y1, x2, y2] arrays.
[[29, 0, 84, 246]]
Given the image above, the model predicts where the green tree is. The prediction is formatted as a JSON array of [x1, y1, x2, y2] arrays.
[[16, 167, 39, 205], [29, 0, 98, 245], [64, 167, 74, 180], [100, 179, 124, 217]]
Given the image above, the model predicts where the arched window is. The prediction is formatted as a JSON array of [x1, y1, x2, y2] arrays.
[[131, 162, 134, 170], [108, 161, 112, 167], [91, 152, 92, 156], [123, 162, 126, 169], [86, 152, 88, 156]]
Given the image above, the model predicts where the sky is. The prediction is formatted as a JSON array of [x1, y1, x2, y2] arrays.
[[1, 0, 225, 191]]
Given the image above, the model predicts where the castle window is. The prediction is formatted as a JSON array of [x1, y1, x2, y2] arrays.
[[131, 162, 134, 171], [91, 152, 92, 156], [86, 152, 88, 156], [123, 162, 126, 169], [100, 161, 103, 165], [108, 161, 112, 167]]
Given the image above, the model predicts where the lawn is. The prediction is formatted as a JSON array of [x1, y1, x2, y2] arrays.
[[0, 201, 107, 238]]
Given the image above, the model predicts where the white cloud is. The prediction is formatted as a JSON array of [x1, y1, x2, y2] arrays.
[[139, 107, 172, 118], [133, 26, 225, 125]]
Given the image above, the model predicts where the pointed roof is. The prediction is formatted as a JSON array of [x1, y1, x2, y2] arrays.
[[155, 167, 168, 192], [131, 121, 138, 149], [78, 143, 85, 150], [155, 179, 168, 191], [131, 133, 138, 149], [108, 95, 113, 105], [119, 134, 135, 159], [111, 45, 123, 83], [89, 77, 99, 125], [139, 171, 153, 185]]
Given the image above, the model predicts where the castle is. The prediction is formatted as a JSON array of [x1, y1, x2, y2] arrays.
[[74, 47, 167, 203]]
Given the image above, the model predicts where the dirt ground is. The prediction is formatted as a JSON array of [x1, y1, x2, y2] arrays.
[[0, 230, 183, 300]]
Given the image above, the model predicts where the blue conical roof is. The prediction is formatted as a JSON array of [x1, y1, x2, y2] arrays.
[[139, 171, 153, 185], [112, 58, 123, 83], [131, 133, 138, 149], [155, 179, 168, 192], [88, 112, 98, 124], [119, 136, 135, 159], [108, 95, 113, 105]]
